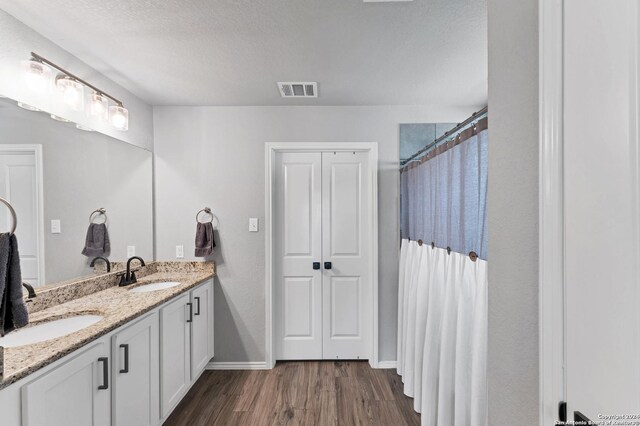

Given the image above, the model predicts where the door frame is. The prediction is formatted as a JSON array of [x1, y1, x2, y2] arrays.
[[539, 0, 566, 424], [265, 142, 379, 369], [0, 144, 45, 285]]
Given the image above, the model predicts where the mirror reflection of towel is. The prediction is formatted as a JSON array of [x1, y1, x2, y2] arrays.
[[82, 223, 111, 257], [195, 222, 215, 257], [0, 233, 29, 336]]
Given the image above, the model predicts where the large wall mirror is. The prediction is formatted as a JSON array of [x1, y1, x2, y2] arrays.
[[0, 96, 153, 288]]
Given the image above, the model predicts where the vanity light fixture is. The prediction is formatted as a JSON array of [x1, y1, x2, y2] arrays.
[[88, 92, 108, 120], [21, 59, 51, 93], [109, 105, 128, 131], [25, 52, 129, 131], [56, 76, 84, 111]]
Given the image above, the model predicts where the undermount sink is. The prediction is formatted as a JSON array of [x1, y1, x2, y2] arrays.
[[129, 281, 181, 293], [0, 314, 103, 348]]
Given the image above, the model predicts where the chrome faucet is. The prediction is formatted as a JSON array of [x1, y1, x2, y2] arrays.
[[119, 256, 146, 286], [22, 282, 36, 300], [89, 256, 111, 273]]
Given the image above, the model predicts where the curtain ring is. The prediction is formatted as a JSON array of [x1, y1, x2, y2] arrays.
[[417, 239, 423, 246], [469, 251, 478, 262], [446, 246, 451, 255], [431, 242, 435, 249]]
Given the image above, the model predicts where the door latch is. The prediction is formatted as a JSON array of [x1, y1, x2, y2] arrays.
[[324, 262, 332, 270], [313, 262, 320, 270]]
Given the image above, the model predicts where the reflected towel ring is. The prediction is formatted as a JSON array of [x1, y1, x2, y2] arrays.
[[89, 208, 107, 224], [0, 197, 17, 235]]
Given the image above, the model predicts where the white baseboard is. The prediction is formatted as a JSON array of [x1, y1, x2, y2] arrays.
[[206, 361, 270, 370], [376, 361, 397, 369]]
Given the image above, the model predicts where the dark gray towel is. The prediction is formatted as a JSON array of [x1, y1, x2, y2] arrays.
[[0, 233, 29, 336], [81, 223, 111, 257], [194, 222, 216, 257]]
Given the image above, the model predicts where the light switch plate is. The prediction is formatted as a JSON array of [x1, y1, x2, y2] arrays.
[[249, 218, 259, 232], [176, 245, 184, 259], [50, 219, 61, 234], [127, 246, 136, 257]]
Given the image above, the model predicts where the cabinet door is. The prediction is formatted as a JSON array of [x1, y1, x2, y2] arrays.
[[22, 341, 111, 426], [112, 312, 159, 426], [191, 281, 214, 379], [160, 292, 191, 419]]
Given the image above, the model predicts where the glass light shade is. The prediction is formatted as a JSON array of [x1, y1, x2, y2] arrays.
[[17, 102, 40, 111], [56, 76, 84, 111], [76, 124, 93, 131], [88, 92, 108, 120], [21, 60, 51, 93], [109, 105, 129, 131], [50, 114, 70, 122]]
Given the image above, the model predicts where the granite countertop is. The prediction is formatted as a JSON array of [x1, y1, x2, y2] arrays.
[[0, 261, 215, 390]]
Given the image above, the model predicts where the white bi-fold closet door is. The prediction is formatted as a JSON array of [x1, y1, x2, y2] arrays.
[[274, 151, 371, 361]]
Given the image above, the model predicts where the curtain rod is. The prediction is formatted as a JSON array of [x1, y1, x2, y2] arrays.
[[400, 106, 488, 167]]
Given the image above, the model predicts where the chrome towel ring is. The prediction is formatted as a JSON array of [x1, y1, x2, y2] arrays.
[[196, 207, 214, 224], [89, 208, 107, 224], [0, 197, 17, 235]]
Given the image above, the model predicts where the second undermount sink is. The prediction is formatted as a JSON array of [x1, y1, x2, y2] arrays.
[[129, 281, 181, 293], [0, 314, 103, 348]]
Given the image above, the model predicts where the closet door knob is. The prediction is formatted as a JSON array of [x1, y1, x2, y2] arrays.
[[313, 262, 320, 270], [324, 262, 332, 270]]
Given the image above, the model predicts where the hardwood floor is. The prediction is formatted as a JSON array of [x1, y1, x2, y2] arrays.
[[164, 361, 421, 425]]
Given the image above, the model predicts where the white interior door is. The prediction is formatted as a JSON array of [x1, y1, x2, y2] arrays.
[[0, 148, 42, 286], [274, 152, 323, 359], [321, 151, 371, 360], [563, 0, 640, 420], [274, 150, 371, 360]]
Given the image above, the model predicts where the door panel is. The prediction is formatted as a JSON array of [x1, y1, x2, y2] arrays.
[[191, 281, 214, 379], [112, 312, 159, 426], [564, 0, 640, 418], [0, 151, 41, 285], [322, 151, 371, 360], [274, 152, 323, 359], [22, 341, 110, 426], [160, 293, 191, 419]]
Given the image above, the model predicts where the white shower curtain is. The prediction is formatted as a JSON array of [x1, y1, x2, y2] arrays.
[[396, 242, 488, 425], [396, 116, 489, 426]]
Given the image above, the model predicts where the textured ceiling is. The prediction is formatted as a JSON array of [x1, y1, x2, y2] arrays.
[[0, 0, 487, 106]]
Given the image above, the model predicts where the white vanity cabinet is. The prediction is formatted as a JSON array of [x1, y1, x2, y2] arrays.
[[21, 340, 111, 426], [0, 278, 214, 426], [111, 312, 159, 426], [160, 279, 215, 419]]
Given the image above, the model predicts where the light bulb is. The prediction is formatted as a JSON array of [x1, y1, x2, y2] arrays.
[[109, 105, 128, 131], [21, 60, 51, 93], [56, 76, 84, 111], [89, 92, 108, 120]]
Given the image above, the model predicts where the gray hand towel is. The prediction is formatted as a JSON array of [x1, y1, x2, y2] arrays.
[[0, 233, 29, 336], [81, 223, 111, 257], [194, 222, 216, 257]]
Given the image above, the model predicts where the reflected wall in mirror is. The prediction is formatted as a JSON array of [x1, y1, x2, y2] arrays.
[[0, 97, 153, 287]]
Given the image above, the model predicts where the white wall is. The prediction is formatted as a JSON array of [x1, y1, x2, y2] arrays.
[[487, 0, 539, 422], [0, 9, 153, 151], [153, 105, 480, 363]]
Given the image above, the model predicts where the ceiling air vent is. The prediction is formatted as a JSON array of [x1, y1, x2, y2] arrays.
[[277, 82, 318, 98]]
